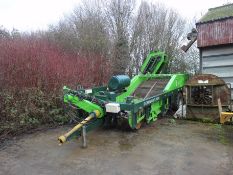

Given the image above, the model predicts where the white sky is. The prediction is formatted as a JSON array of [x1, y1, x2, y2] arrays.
[[0, 0, 232, 32]]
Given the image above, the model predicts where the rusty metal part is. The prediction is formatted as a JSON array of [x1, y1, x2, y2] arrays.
[[186, 74, 227, 86], [191, 86, 212, 105], [185, 74, 231, 122], [181, 28, 197, 52], [186, 74, 231, 106]]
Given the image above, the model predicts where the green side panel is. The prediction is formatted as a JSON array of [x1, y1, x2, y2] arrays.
[[148, 101, 161, 123], [127, 110, 145, 129], [163, 74, 188, 92], [123, 73, 188, 127], [127, 99, 163, 128]]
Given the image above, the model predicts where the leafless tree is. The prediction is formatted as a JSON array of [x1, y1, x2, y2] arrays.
[[130, 1, 186, 74], [48, 0, 110, 56], [46, 0, 197, 75], [0, 26, 12, 39], [104, 0, 135, 75], [181, 19, 200, 74]]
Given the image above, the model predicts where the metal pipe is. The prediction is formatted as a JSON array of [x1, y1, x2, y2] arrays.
[[82, 125, 87, 148], [181, 97, 184, 118], [58, 110, 100, 144]]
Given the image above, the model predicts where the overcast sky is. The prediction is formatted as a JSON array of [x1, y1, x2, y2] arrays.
[[0, 0, 232, 32]]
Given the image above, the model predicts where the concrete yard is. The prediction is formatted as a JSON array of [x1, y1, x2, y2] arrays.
[[0, 119, 232, 175]]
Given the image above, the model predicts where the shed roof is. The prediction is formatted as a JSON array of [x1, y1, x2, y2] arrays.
[[198, 3, 233, 23]]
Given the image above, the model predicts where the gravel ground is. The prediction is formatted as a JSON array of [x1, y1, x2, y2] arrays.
[[0, 119, 232, 175]]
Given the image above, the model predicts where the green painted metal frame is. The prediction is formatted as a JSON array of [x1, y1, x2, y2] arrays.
[[63, 86, 104, 118], [62, 50, 188, 133], [115, 73, 188, 128]]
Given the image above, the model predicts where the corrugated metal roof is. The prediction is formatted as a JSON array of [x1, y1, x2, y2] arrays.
[[198, 3, 233, 24]]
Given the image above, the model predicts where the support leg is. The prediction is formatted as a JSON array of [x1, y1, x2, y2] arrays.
[[81, 125, 87, 148]]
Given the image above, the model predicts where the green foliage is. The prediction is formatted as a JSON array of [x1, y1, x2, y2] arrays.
[[20, 116, 40, 126], [53, 114, 70, 125], [0, 88, 71, 139]]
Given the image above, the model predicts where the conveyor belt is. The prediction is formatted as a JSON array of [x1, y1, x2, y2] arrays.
[[133, 78, 170, 99]]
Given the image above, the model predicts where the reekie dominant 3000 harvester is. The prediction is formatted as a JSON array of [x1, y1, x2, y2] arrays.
[[58, 51, 188, 145]]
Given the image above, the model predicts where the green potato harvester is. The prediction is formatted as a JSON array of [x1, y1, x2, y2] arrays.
[[58, 51, 188, 145]]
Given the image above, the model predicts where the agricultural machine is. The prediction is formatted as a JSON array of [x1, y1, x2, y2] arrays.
[[58, 51, 188, 146]]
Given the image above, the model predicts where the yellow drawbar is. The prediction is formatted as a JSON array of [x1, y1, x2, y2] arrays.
[[58, 110, 100, 144]]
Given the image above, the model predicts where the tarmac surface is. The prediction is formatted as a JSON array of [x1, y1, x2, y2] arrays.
[[0, 119, 232, 175]]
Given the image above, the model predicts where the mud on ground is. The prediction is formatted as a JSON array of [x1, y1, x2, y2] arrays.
[[0, 119, 232, 175]]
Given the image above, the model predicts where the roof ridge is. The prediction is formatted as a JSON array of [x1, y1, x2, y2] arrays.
[[198, 3, 233, 23], [209, 3, 233, 11], [197, 16, 233, 24]]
